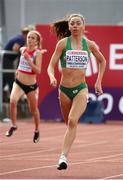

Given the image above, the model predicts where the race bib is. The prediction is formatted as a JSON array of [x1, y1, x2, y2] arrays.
[[18, 56, 32, 72], [66, 50, 89, 69]]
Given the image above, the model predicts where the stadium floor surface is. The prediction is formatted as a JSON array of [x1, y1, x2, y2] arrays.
[[0, 119, 123, 180]]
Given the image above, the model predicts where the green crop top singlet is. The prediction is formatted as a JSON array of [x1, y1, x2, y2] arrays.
[[60, 36, 90, 69]]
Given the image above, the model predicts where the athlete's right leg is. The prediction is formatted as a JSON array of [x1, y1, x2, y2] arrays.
[[59, 90, 72, 124], [57, 91, 72, 170], [6, 82, 24, 137], [10, 82, 24, 126]]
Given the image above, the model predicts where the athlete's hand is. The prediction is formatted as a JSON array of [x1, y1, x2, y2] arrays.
[[50, 77, 57, 87], [94, 81, 103, 96], [23, 52, 31, 61], [41, 49, 47, 54]]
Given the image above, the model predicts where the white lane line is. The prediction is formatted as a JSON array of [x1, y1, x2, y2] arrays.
[[0, 135, 62, 145], [0, 153, 123, 176], [98, 173, 123, 179], [0, 164, 57, 176], [0, 141, 107, 159], [0, 140, 122, 160], [0, 147, 58, 159]]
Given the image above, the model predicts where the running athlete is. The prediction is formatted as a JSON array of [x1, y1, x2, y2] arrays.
[[47, 14, 106, 170], [6, 30, 43, 143]]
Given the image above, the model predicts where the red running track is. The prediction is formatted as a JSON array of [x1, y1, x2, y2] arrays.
[[0, 119, 123, 180]]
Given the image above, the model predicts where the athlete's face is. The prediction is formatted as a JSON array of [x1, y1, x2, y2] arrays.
[[68, 16, 85, 36], [27, 32, 38, 47]]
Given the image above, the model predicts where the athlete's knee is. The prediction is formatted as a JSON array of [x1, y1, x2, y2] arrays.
[[68, 116, 77, 129], [64, 117, 68, 125], [10, 99, 17, 108], [30, 107, 39, 116]]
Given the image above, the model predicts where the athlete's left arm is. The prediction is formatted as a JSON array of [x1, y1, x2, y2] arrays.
[[34, 50, 42, 74], [88, 40, 106, 95]]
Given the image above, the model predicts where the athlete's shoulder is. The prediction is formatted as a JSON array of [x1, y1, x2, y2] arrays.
[[86, 39, 99, 52], [56, 37, 67, 49], [33, 48, 41, 57], [35, 48, 41, 53], [58, 37, 67, 44]]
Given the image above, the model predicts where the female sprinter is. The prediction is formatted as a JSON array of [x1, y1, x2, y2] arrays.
[[6, 30, 43, 143], [47, 14, 106, 169]]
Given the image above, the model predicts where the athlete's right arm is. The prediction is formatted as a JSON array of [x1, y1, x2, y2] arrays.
[[47, 38, 66, 87]]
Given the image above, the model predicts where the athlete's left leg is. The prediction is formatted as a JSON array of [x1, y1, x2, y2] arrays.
[[27, 88, 40, 143], [58, 88, 88, 170]]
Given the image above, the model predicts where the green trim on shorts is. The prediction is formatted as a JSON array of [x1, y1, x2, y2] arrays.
[[59, 82, 88, 100]]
